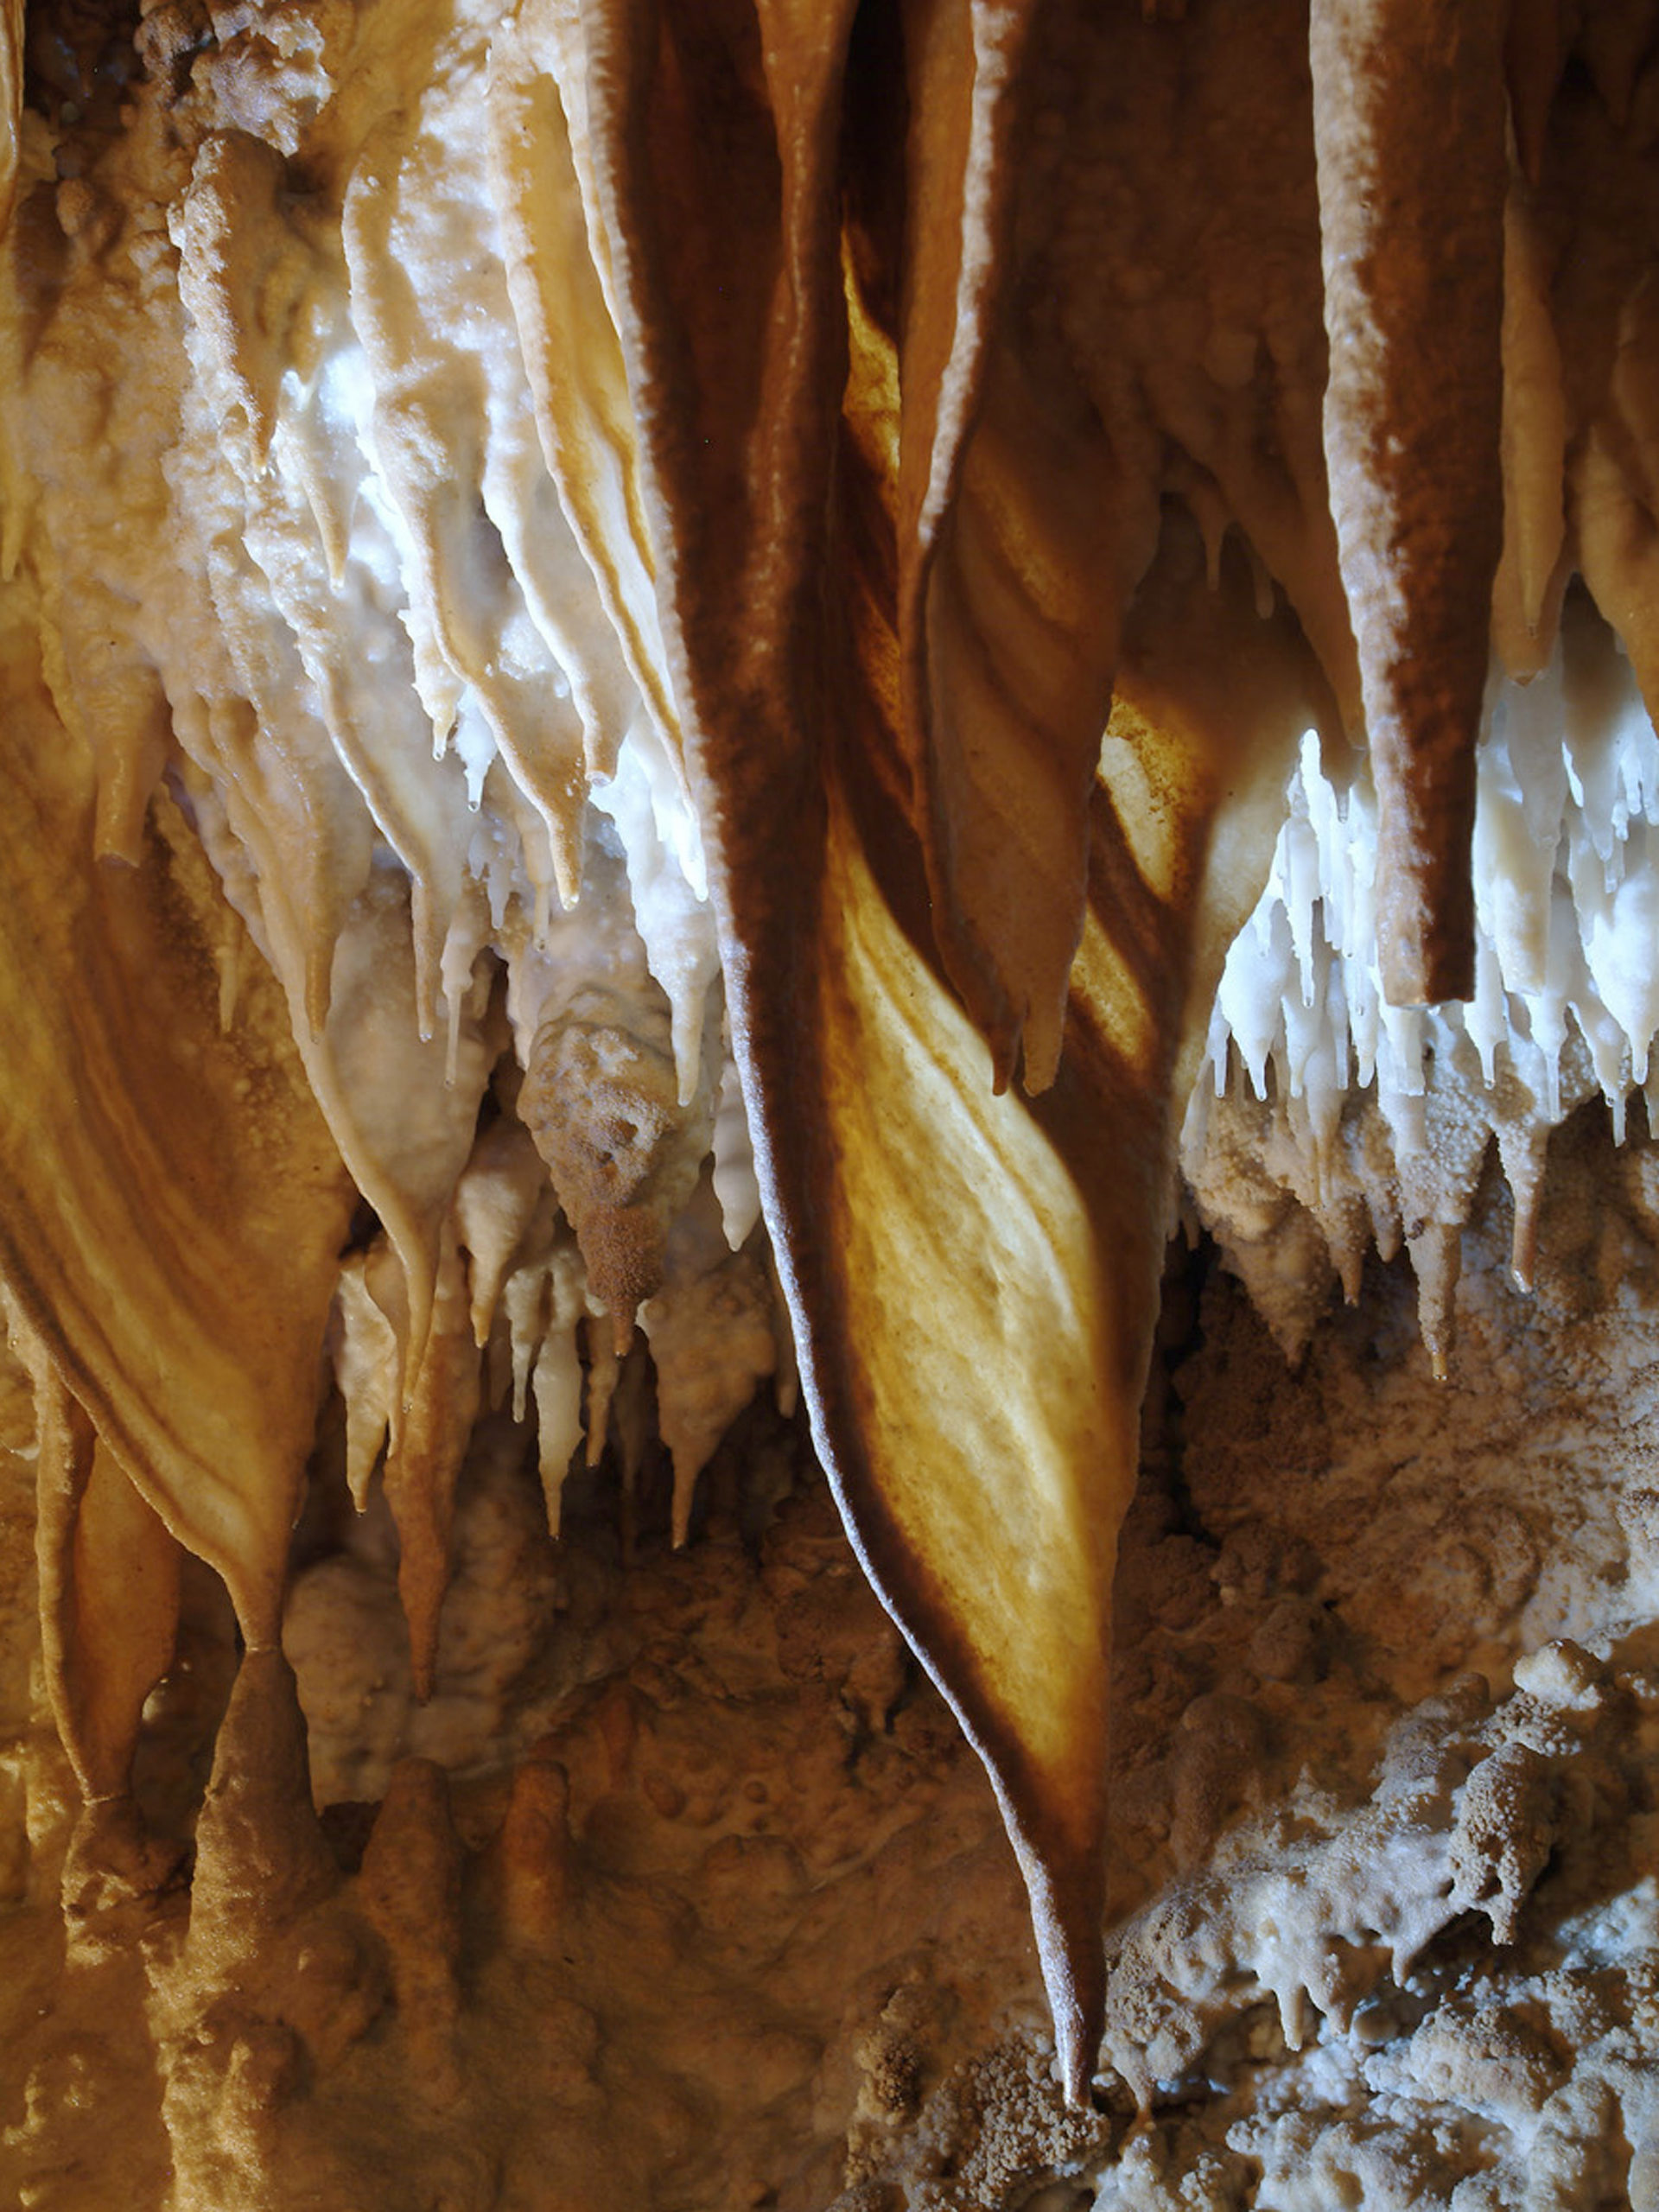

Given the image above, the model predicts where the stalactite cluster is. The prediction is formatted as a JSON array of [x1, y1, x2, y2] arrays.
[[3, 0, 1659, 2194]]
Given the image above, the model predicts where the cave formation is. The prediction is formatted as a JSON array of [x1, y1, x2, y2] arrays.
[[5, 2, 1659, 2207]]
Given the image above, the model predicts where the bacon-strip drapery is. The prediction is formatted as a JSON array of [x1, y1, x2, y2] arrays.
[[3, 0, 1649, 2130], [534, 0, 1342, 2095], [0, 621, 353, 1649]]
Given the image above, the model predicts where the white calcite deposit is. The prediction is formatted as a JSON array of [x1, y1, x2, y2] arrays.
[[1185, 602, 1659, 1370], [4, 0, 1659, 2206]]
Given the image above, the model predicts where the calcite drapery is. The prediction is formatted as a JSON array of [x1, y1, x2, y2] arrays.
[[0, 0, 1656, 2115]]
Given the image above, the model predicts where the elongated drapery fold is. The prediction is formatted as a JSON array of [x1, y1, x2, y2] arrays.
[[0, 625, 353, 1645], [531, 0, 1337, 2094], [5, 0, 1652, 2124]]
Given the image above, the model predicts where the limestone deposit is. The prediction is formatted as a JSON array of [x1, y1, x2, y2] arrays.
[[4, 1, 1659, 2205]]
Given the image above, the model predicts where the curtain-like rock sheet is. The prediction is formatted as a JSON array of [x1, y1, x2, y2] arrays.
[[533, 0, 1338, 2093], [0, 623, 354, 1645], [7, 0, 1659, 2131]]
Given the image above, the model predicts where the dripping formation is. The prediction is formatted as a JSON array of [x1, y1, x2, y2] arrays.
[[3, 0, 1659, 2161]]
